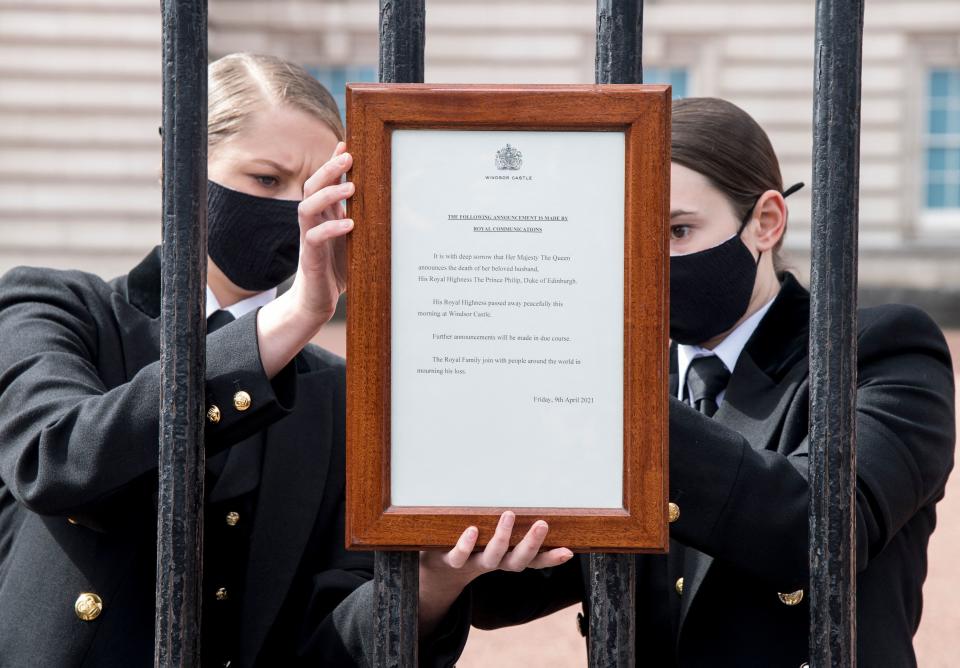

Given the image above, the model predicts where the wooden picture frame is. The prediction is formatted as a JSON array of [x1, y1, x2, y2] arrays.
[[345, 84, 669, 552]]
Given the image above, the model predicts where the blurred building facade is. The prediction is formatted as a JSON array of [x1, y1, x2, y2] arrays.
[[1, 0, 958, 320]]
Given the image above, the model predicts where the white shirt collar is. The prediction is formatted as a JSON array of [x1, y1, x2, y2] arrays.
[[206, 285, 277, 320], [676, 295, 777, 404]]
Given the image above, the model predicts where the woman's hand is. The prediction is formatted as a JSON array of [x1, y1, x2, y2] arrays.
[[418, 511, 574, 637], [290, 141, 355, 324], [256, 142, 355, 378]]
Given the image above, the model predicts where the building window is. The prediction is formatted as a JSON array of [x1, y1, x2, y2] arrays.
[[644, 67, 688, 98], [307, 65, 378, 122], [925, 68, 960, 210]]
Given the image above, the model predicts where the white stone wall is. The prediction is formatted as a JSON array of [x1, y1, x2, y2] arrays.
[[0, 0, 162, 278], [1, 0, 958, 288]]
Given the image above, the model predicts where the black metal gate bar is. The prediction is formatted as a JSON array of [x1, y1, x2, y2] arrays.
[[375, 1, 424, 666], [373, 551, 420, 667], [808, 1, 864, 665], [154, 1, 208, 666], [590, 2, 641, 667], [588, 553, 637, 667], [595, 0, 643, 85], [379, 0, 426, 84]]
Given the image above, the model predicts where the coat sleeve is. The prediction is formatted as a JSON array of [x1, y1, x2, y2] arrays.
[[468, 558, 584, 630], [0, 266, 298, 517], [669, 304, 956, 590], [293, 469, 579, 664], [290, 514, 378, 666], [323, 564, 581, 667], [289, 408, 472, 668], [324, 578, 474, 668]]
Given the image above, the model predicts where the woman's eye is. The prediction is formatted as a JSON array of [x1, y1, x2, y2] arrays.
[[670, 225, 691, 240], [253, 175, 278, 188]]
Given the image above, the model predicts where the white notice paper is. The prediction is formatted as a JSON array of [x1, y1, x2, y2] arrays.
[[391, 130, 625, 508]]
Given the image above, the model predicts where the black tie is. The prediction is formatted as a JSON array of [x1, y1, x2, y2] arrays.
[[207, 309, 235, 333], [685, 356, 730, 418]]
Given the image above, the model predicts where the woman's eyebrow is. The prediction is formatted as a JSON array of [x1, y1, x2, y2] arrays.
[[670, 209, 697, 219], [250, 158, 294, 175]]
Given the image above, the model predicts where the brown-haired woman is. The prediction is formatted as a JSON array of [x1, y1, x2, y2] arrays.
[[0, 53, 566, 667], [450, 97, 956, 666]]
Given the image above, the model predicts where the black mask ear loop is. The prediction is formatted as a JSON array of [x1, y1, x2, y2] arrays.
[[737, 181, 805, 266]]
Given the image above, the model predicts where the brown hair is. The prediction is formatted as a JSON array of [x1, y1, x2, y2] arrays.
[[671, 97, 788, 269], [208, 53, 344, 150]]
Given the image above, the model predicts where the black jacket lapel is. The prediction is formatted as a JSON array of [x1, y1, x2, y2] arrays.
[[108, 248, 163, 377], [113, 246, 163, 318], [109, 294, 162, 376], [240, 368, 335, 662], [714, 351, 806, 454]]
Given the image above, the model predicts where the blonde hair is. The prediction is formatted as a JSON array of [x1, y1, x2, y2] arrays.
[[208, 53, 344, 150]]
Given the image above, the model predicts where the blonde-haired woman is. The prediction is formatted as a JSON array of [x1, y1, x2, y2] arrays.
[[0, 53, 564, 667]]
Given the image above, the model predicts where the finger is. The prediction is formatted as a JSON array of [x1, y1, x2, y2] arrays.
[[308, 140, 345, 197], [499, 520, 549, 572], [303, 149, 353, 199], [443, 526, 479, 570], [319, 199, 348, 226], [477, 511, 515, 571], [302, 218, 354, 250], [299, 181, 356, 226], [312, 142, 350, 218], [527, 547, 575, 570]]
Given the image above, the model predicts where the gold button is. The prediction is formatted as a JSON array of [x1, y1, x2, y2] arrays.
[[215, 587, 228, 601], [675, 577, 684, 596], [206, 405, 221, 424], [232, 391, 251, 412], [75, 592, 103, 621], [778, 589, 804, 606], [225, 511, 240, 527], [668, 502, 680, 523]]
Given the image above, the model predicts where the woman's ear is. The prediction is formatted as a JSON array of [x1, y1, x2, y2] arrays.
[[748, 190, 787, 252]]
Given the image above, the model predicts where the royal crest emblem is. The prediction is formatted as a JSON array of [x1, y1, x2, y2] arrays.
[[495, 144, 523, 170]]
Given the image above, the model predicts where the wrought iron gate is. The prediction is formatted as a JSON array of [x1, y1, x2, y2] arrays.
[[155, 1, 863, 665]]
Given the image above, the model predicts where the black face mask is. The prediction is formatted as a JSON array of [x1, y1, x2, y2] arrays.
[[669, 182, 804, 345], [207, 180, 301, 291], [669, 233, 758, 345]]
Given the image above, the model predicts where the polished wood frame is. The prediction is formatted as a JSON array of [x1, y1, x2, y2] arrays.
[[345, 84, 669, 552]]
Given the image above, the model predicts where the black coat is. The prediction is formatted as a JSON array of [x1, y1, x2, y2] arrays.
[[469, 273, 956, 667], [0, 248, 373, 667]]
